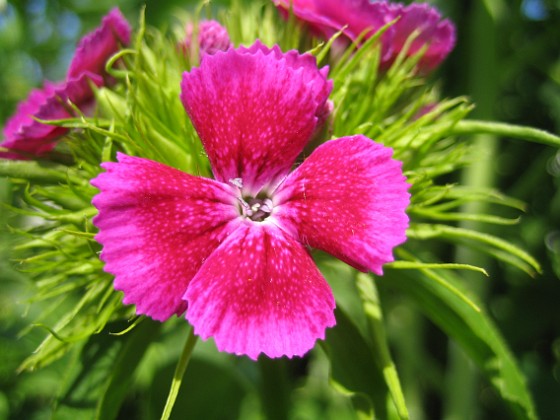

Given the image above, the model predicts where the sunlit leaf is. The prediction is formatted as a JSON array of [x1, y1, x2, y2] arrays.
[[380, 267, 537, 420]]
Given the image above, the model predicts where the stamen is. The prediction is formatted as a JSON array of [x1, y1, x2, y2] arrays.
[[229, 178, 243, 189], [230, 178, 274, 221], [240, 196, 274, 222]]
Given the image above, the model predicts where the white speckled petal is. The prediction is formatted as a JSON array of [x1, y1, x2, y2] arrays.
[[180, 41, 332, 194], [273, 135, 410, 275], [91, 153, 240, 321], [184, 222, 336, 360]]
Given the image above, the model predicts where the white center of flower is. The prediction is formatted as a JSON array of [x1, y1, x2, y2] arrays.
[[230, 178, 274, 222]]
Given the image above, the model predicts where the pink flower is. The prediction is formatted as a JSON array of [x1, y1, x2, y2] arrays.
[[0, 74, 103, 159], [91, 42, 410, 359], [182, 20, 232, 56], [387, 3, 456, 72], [1, 8, 131, 159], [273, 0, 455, 72], [67, 8, 132, 80]]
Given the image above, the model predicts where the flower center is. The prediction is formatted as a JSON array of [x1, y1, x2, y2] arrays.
[[230, 178, 274, 222], [240, 196, 273, 222]]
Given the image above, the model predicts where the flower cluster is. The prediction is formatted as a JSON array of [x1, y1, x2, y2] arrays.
[[0, 8, 131, 159], [273, 0, 455, 72]]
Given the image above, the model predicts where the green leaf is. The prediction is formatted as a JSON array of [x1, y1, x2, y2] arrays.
[[95, 319, 161, 420], [51, 319, 159, 419], [355, 273, 409, 419], [408, 223, 542, 276], [321, 307, 391, 419], [386, 260, 488, 276], [409, 207, 521, 225], [380, 267, 537, 420], [319, 258, 407, 419], [0, 160, 84, 185], [452, 119, 560, 148]]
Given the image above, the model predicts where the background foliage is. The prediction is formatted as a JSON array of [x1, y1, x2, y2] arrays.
[[0, 0, 559, 419]]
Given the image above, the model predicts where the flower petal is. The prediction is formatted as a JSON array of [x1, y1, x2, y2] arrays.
[[273, 0, 396, 60], [1, 73, 103, 159], [185, 222, 336, 359], [273, 1, 455, 72], [273, 135, 410, 274], [389, 3, 456, 72], [180, 41, 332, 195], [91, 153, 240, 321], [67, 7, 131, 80]]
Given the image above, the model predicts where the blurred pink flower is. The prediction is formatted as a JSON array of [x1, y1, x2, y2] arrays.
[[387, 3, 455, 72], [67, 8, 131, 79], [1, 8, 131, 159], [1, 74, 103, 159], [182, 20, 231, 54], [182, 20, 232, 57], [273, 0, 455, 72], [91, 41, 410, 359]]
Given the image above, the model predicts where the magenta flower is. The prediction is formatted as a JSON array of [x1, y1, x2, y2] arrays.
[[1, 8, 131, 159], [274, 0, 394, 49], [91, 42, 409, 359], [273, 0, 455, 72], [0, 74, 103, 159], [67, 8, 132, 80], [387, 3, 456, 72], [182, 20, 232, 56]]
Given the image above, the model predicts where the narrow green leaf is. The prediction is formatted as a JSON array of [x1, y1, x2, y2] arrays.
[[453, 119, 560, 148], [387, 260, 488, 276], [380, 267, 537, 420], [408, 223, 542, 276], [311, 28, 345, 64], [53, 323, 132, 418], [319, 258, 405, 418], [356, 274, 409, 419], [410, 207, 521, 225], [95, 319, 161, 420], [321, 307, 390, 419], [0, 160, 83, 184], [413, 186, 527, 212]]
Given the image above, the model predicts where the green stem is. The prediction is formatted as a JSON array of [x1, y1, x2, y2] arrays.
[[452, 120, 560, 148], [356, 274, 409, 419], [160, 327, 198, 420], [0, 160, 85, 184], [258, 358, 292, 420], [444, 2, 501, 419]]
